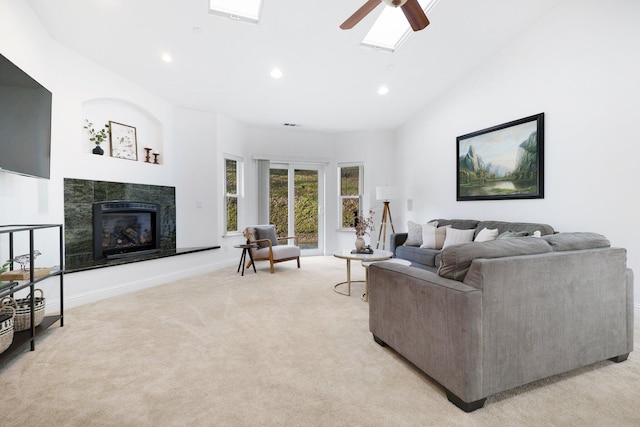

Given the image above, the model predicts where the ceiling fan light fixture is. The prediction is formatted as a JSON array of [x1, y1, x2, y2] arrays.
[[362, 0, 439, 52], [381, 0, 409, 7]]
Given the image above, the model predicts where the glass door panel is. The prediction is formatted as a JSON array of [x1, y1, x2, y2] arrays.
[[269, 164, 323, 255], [269, 167, 289, 237], [294, 168, 319, 250]]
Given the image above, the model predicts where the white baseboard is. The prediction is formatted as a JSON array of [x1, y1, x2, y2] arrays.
[[39, 251, 236, 311]]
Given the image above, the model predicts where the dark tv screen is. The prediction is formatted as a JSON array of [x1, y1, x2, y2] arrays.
[[0, 53, 52, 179]]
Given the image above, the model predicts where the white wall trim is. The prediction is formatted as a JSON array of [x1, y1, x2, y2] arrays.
[[43, 251, 236, 310]]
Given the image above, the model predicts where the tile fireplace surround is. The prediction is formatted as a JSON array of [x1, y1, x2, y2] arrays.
[[63, 178, 178, 271]]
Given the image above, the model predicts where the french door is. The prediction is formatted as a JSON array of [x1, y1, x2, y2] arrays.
[[269, 163, 324, 255]]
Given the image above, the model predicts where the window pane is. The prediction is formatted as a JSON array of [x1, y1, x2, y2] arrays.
[[340, 166, 360, 196], [269, 168, 288, 237], [342, 197, 360, 229], [295, 169, 318, 249], [226, 196, 237, 232], [226, 159, 237, 194]]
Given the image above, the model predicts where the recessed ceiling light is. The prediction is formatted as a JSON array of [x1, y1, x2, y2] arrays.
[[378, 86, 389, 95], [270, 68, 283, 79], [192, 27, 203, 36], [161, 53, 172, 63]]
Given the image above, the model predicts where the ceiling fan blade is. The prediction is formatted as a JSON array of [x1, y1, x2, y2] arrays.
[[401, 0, 430, 31], [340, 0, 382, 30]]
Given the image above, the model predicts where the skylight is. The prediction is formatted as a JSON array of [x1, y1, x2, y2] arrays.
[[209, 0, 263, 24], [362, 0, 439, 52]]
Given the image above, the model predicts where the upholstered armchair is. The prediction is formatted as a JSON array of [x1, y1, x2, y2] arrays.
[[244, 225, 301, 273]]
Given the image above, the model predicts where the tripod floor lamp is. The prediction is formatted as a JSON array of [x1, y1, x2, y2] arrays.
[[375, 186, 396, 250]]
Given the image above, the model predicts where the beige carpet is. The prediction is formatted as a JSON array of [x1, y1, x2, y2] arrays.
[[2, 256, 639, 426]]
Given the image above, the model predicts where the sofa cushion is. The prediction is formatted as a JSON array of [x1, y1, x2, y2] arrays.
[[404, 220, 438, 246], [396, 245, 440, 268], [431, 219, 479, 230], [404, 221, 424, 246], [542, 232, 610, 251], [474, 227, 498, 242], [254, 244, 299, 260], [442, 228, 476, 249], [254, 225, 278, 248], [497, 230, 533, 239], [420, 224, 448, 249], [438, 237, 553, 281], [474, 220, 554, 238]]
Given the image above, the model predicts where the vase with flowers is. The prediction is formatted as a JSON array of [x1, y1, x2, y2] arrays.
[[84, 119, 110, 155], [353, 209, 375, 252]]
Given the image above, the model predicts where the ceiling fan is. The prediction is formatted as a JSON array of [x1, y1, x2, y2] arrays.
[[340, 0, 430, 32]]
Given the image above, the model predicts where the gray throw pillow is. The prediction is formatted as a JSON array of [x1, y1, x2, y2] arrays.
[[254, 226, 278, 249], [496, 230, 532, 239]]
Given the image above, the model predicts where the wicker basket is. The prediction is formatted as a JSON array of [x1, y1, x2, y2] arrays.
[[3, 289, 46, 332], [0, 302, 16, 355]]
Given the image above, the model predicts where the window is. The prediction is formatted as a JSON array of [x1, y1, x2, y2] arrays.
[[361, 0, 440, 52], [338, 163, 363, 229], [209, 0, 263, 24], [224, 156, 243, 234]]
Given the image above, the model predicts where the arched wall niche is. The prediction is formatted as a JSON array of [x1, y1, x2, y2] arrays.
[[81, 98, 164, 162]]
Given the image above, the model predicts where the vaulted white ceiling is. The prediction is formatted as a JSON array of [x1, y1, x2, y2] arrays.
[[27, 0, 562, 133]]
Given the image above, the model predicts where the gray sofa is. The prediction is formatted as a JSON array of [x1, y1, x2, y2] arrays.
[[369, 232, 634, 411], [391, 219, 556, 271]]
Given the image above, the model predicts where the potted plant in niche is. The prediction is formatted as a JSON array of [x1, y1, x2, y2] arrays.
[[354, 209, 375, 252], [84, 119, 110, 155]]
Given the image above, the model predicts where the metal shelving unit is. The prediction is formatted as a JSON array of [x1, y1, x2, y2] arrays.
[[0, 224, 64, 362]]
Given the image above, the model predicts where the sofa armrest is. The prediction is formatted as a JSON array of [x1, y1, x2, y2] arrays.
[[463, 247, 631, 398], [368, 262, 483, 402], [390, 233, 408, 256]]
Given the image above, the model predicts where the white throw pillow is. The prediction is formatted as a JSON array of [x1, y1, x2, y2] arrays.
[[420, 223, 437, 249], [420, 224, 448, 249], [404, 220, 438, 246], [474, 227, 498, 242], [442, 228, 476, 249]]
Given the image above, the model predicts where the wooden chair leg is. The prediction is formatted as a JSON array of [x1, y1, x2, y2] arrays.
[[269, 259, 275, 274], [297, 257, 300, 268]]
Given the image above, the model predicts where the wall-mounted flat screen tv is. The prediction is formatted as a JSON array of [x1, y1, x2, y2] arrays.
[[0, 53, 52, 179]]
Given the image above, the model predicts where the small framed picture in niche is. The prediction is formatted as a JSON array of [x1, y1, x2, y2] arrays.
[[109, 121, 138, 161]]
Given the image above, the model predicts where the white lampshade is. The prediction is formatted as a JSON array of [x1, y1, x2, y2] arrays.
[[376, 185, 397, 201]]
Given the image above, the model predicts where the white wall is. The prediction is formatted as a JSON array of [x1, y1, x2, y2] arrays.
[[334, 130, 396, 252], [0, 2, 231, 308], [394, 0, 640, 307]]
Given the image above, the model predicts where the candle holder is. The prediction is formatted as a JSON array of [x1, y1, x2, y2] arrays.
[[144, 147, 152, 163], [153, 152, 160, 165]]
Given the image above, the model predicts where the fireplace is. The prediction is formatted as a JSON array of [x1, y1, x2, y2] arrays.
[[93, 201, 161, 260]]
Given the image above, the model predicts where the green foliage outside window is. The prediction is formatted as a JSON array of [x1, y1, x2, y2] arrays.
[[225, 158, 238, 233], [340, 165, 361, 229]]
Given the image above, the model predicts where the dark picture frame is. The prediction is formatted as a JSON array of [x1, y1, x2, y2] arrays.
[[109, 121, 138, 161], [456, 113, 544, 201]]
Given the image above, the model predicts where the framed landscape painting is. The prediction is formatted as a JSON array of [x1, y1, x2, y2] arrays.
[[456, 113, 544, 201]]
